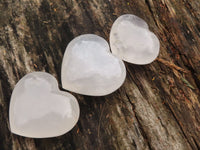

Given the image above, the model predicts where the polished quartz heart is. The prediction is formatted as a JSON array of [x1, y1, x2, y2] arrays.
[[61, 34, 126, 96], [9, 72, 80, 138], [110, 14, 160, 65]]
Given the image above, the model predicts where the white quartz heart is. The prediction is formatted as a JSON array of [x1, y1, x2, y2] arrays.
[[9, 72, 80, 138], [61, 34, 126, 96], [110, 14, 160, 65]]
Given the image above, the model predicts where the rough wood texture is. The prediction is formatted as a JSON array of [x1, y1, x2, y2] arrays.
[[0, 0, 200, 150]]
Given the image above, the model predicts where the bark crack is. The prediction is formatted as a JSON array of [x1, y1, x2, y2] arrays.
[[126, 93, 153, 150], [144, 0, 158, 27], [163, 102, 195, 150]]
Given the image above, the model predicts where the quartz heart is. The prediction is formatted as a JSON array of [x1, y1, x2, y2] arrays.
[[61, 34, 126, 96], [110, 14, 160, 65], [9, 72, 80, 138]]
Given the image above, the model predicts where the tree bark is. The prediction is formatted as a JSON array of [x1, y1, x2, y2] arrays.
[[0, 0, 200, 150]]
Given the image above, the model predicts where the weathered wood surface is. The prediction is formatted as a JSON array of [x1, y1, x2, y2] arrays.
[[0, 0, 200, 150]]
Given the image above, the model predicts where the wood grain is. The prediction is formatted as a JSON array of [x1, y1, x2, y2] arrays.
[[0, 0, 199, 149]]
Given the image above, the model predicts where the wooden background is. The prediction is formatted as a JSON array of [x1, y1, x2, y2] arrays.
[[0, 0, 200, 150]]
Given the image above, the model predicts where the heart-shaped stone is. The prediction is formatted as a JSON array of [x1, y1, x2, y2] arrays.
[[110, 14, 160, 65], [61, 34, 126, 96], [9, 72, 80, 138]]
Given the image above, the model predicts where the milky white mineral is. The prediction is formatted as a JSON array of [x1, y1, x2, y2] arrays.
[[9, 72, 80, 138], [110, 14, 160, 65], [61, 34, 126, 96]]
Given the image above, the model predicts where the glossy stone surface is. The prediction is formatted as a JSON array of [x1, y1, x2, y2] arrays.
[[110, 14, 160, 65], [61, 34, 126, 96], [9, 72, 80, 138]]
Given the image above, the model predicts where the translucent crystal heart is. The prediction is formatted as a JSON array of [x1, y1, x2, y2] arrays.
[[9, 72, 80, 138], [110, 14, 160, 65], [61, 34, 126, 96]]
